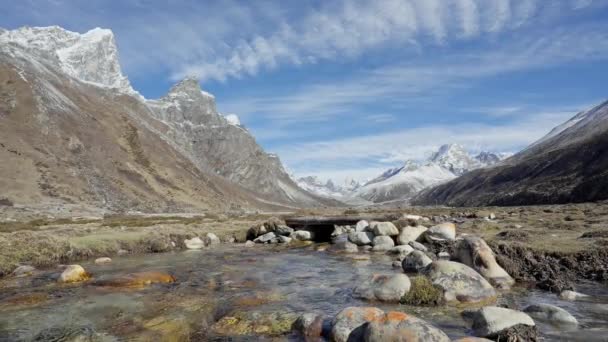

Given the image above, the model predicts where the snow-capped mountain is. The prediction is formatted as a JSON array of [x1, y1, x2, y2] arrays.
[[350, 144, 507, 203], [0, 26, 135, 95], [414, 100, 608, 206], [0, 25, 334, 210], [297, 176, 362, 199]]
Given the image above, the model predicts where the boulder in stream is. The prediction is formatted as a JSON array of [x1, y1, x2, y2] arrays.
[[58, 265, 90, 283], [455, 236, 514, 289], [402, 250, 432, 273], [93, 271, 176, 288], [422, 261, 497, 304], [524, 304, 578, 325], [559, 290, 589, 301], [371, 236, 395, 252], [184, 237, 205, 249], [354, 274, 411, 302], [363, 311, 450, 342], [292, 313, 325, 340], [95, 257, 112, 265], [356, 220, 370, 232], [348, 231, 374, 246], [370, 221, 399, 237], [425, 223, 456, 242], [331, 307, 385, 342], [466, 306, 537, 341], [396, 226, 428, 245]]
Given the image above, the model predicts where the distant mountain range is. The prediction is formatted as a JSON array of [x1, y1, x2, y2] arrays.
[[414, 100, 608, 206], [298, 144, 509, 204]]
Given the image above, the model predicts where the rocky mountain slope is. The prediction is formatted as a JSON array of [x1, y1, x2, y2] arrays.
[[413, 100, 608, 206], [0, 26, 332, 212], [350, 145, 504, 203]]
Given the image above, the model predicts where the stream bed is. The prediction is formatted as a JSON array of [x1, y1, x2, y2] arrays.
[[1, 243, 608, 341]]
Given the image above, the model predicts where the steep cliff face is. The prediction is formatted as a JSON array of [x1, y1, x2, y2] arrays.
[[413, 101, 608, 206], [0, 26, 330, 212], [146, 78, 333, 207]]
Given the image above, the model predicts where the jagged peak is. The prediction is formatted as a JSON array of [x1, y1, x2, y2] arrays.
[[164, 77, 215, 101]]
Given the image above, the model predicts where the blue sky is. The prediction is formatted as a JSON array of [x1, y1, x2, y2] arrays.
[[3, 0, 608, 182]]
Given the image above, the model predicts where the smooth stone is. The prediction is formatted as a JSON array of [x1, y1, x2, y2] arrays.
[[330, 240, 359, 253], [409, 241, 428, 252], [402, 250, 432, 273], [58, 265, 89, 283], [349, 231, 374, 246], [293, 230, 313, 241], [403, 214, 423, 221], [387, 245, 414, 259], [12, 265, 36, 277], [422, 261, 497, 304], [559, 290, 589, 301], [371, 236, 395, 252], [455, 236, 514, 289], [93, 271, 175, 288], [292, 313, 324, 340], [184, 237, 205, 249], [426, 223, 456, 242], [277, 235, 292, 244], [438, 252, 450, 260], [244, 240, 255, 247], [354, 274, 411, 302], [94, 257, 112, 265], [468, 306, 535, 338], [205, 233, 221, 245], [370, 221, 399, 237], [524, 304, 578, 325], [275, 225, 294, 236], [356, 220, 370, 232], [396, 226, 428, 245], [331, 307, 385, 342], [254, 232, 276, 243], [363, 311, 450, 342]]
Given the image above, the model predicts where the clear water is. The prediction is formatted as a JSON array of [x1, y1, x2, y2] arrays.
[[1, 243, 607, 341]]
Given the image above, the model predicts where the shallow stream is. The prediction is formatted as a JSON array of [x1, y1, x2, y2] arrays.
[[1, 243, 607, 341]]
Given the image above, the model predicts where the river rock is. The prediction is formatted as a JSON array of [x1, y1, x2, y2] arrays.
[[387, 245, 414, 260], [422, 261, 497, 304], [452, 338, 493, 341], [184, 237, 205, 249], [205, 233, 220, 245], [12, 265, 36, 277], [292, 313, 325, 340], [403, 214, 423, 221], [363, 311, 450, 342], [254, 232, 276, 243], [409, 241, 428, 252], [348, 231, 374, 246], [58, 265, 90, 283], [524, 304, 578, 325], [559, 290, 589, 301], [467, 306, 536, 340], [356, 220, 370, 232], [475, 211, 496, 220], [438, 252, 450, 260], [93, 271, 175, 288], [426, 223, 456, 242], [396, 225, 428, 245], [293, 230, 313, 241], [277, 235, 292, 244], [371, 221, 399, 236], [275, 225, 294, 236], [331, 307, 385, 342], [244, 240, 255, 247], [371, 236, 395, 252], [330, 240, 359, 253], [95, 257, 112, 265], [354, 274, 411, 302], [455, 236, 514, 289], [402, 250, 432, 273]]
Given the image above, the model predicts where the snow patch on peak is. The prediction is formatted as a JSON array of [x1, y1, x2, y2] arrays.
[[224, 114, 241, 126], [1, 26, 135, 95]]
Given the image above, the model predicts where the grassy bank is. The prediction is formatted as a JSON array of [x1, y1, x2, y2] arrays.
[[0, 214, 272, 277]]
